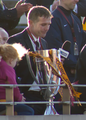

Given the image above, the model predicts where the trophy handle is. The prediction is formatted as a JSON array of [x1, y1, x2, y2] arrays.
[[26, 53, 52, 100], [26, 54, 39, 85]]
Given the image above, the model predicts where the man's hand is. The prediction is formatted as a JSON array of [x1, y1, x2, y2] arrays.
[[52, 0, 59, 11], [15, 0, 33, 18]]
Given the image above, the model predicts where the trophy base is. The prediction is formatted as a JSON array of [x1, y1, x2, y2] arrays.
[[44, 105, 59, 115]]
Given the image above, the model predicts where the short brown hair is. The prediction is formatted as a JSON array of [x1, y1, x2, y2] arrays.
[[27, 5, 53, 22]]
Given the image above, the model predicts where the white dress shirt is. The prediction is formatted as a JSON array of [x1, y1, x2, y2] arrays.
[[28, 33, 41, 91], [73, 4, 78, 14]]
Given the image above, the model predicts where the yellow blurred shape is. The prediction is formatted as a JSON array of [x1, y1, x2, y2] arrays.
[[83, 23, 86, 31]]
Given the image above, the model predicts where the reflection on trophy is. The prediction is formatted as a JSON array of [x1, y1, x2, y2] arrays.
[[36, 49, 61, 115], [0, 0, 5, 10]]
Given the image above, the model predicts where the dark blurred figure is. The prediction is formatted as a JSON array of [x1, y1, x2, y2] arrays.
[[0, 0, 32, 31], [73, 0, 86, 23], [75, 0, 86, 17], [71, 44, 86, 114], [25, 0, 54, 9], [25, 0, 54, 15]]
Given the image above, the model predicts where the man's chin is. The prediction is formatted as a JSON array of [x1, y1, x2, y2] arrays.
[[41, 34, 46, 38]]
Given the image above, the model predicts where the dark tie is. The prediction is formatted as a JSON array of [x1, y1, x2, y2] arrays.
[[35, 41, 40, 50]]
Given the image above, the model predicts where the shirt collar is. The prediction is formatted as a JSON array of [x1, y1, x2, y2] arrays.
[[31, 33, 39, 42]]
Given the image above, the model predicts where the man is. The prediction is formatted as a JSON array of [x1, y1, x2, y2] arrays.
[[50, 0, 86, 16], [8, 6, 52, 115], [44, 0, 86, 83], [0, 27, 9, 44], [51, 0, 86, 15], [0, 0, 32, 31]]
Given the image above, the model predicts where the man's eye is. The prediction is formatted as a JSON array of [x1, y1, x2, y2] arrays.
[[41, 25, 45, 26]]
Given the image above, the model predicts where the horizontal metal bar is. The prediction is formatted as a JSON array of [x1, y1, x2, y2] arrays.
[[0, 84, 64, 87], [0, 101, 86, 105], [3, 0, 18, 1], [72, 84, 86, 87], [0, 84, 86, 87]]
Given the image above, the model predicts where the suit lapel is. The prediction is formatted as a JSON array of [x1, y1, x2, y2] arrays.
[[23, 29, 36, 73], [41, 38, 47, 50], [23, 29, 34, 51]]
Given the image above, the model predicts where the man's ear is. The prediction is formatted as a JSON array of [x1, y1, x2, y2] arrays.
[[29, 20, 33, 26]]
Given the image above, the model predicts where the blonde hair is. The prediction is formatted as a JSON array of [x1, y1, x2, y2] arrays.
[[0, 43, 28, 62]]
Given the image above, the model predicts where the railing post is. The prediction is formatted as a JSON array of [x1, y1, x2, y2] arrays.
[[62, 86, 71, 114], [6, 87, 14, 115]]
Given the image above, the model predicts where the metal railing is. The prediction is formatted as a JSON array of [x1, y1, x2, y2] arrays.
[[0, 83, 86, 115]]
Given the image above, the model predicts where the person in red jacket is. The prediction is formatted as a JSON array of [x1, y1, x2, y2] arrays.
[[0, 43, 34, 115]]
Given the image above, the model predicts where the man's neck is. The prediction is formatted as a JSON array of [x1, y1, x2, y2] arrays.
[[59, 1, 72, 11], [28, 27, 39, 39], [58, 6, 71, 16]]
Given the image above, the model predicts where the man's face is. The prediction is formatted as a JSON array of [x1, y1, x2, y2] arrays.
[[63, 0, 79, 10], [0, 30, 9, 44], [30, 16, 51, 38]]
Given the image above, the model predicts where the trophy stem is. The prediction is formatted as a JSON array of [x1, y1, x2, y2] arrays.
[[44, 97, 59, 115]]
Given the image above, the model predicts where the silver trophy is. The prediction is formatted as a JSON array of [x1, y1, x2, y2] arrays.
[[27, 41, 70, 115], [35, 49, 61, 115]]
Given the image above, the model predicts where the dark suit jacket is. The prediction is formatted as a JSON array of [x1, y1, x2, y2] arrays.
[[25, 0, 54, 9], [0, 1, 19, 31], [8, 28, 47, 94]]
